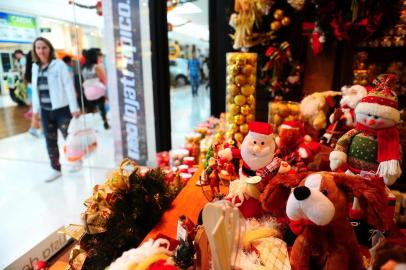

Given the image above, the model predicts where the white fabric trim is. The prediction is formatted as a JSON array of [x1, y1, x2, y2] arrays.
[[329, 150, 347, 163], [355, 102, 400, 123]]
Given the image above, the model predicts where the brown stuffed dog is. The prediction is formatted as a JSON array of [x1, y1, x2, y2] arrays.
[[260, 172, 390, 270]]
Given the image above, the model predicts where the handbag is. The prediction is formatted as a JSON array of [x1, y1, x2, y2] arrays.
[[83, 78, 106, 100]]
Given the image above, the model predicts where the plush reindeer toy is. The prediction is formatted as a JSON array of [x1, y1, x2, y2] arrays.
[[260, 172, 390, 270]]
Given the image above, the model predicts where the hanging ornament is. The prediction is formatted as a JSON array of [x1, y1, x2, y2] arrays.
[[311, 25, 326, 56], [287, 0, 305, 10], [273, 9, 284, 20], [281, 17, 291, 26], [68, 0, 103, 16]]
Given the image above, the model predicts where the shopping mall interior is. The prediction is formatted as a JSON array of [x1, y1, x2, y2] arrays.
[[0, 0, 405, 269]]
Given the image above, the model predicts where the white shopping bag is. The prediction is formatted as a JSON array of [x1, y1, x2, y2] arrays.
[[64, 114, 97, 162]]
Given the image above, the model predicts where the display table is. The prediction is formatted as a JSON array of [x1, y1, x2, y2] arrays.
[[49, 168, 207, 269], [142, 168, 207, 242]]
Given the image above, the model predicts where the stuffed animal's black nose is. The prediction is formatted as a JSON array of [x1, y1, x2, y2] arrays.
[[293, 186, 311, 201]]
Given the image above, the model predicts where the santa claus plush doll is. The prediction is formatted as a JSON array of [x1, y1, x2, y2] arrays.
[[220, 122, 281, 219], [220, 122, 281, 184], [322, 84, 367, 146]]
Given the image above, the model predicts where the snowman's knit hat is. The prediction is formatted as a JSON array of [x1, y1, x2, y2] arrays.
[[355, 74, 400, 123]]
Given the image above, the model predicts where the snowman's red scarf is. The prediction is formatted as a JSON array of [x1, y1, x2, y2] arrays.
[[355, 123, 400, 162]]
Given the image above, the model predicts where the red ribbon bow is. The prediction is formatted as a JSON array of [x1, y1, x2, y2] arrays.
[[289, 219, 316, 235]]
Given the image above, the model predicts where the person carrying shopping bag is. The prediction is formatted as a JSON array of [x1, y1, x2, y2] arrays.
[[31, 37, 81, 182]]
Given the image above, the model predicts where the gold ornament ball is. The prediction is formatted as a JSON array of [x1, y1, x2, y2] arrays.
[[227, 112, 234, 123], [235, 75, 247, 86], [235, 55, 246, 66], [226, 94, 233, 103], [281, 17, 290, 26], [234, 114, 246, 125], [227, 84, 240, 96], [271, 21, 281, 31], [228, 104, 240, 115], [214, 133, 222, 141], [225, 131, 232, 138], [227, 75, 234, 83], [274, 9, 284, 20], [246, 114, 255, 123], [247, 95, 255, 105], [239, 123, 249, 134], [248, 74, 256, 85], [247, 55, 257, 65], [227, 65, 239, 75], [229, 123, 238, 133], [234, 132, 244, 143], [242, 64, 254, 76], [228, 54, 237, 65], [240, 104, 251, 115], [234, 95, 247, 106], [241, 85, 255, 96]]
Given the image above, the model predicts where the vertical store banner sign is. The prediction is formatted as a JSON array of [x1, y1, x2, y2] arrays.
[[0, 12, 37, 43], [108, 0, 148, 164]]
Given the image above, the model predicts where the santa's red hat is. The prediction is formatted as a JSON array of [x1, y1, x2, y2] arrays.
[[249, 122, 273, 135], [280, 121, 305, 136], [355, 74, 400, 123]]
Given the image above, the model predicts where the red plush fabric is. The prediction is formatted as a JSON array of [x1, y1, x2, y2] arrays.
[[228, 196, 263, 219], [149, 260, 178, 270]]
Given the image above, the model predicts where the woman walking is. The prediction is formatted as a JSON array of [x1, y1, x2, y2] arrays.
[[82, 48, 110, 129], [31, 37, 80, 182]]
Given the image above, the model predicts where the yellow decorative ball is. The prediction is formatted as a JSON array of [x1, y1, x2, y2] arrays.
[[241, 85, 255, 96], [227, 75, 234, 84], [235, 55, 246, 66], [247, 55, 257, 65], [247, 95, 255, 105], [228, 123, 238, 133], [227, 113, 234, 123], [227, 65, 239, 75], [234, 114, 246, 125], [227, 84, 240, 96], [228, 104, 240, 115], [240, 104, 251, 115], [239, 123, 249, 134], [228, 54, 237, 65], [234, 95, 247, 106], [271, 21, 281, 31], [281, 17, 291, 26], [248, 75, 256, 85], [246, 114, 255, 123], [226, 94, 233, 103], [234, 132, 244, 143], [242, 64, 254, 76], [274, 9, 284, 20], [225, 131, 232, 138], [235, 75, 247, 86]]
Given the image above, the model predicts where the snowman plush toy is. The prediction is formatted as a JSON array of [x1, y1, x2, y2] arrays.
[[330, 74, 402, 187], [219, 122, 281, 218]]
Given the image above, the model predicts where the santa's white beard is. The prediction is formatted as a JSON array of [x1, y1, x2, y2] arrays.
[[241, 146, 274, 171]]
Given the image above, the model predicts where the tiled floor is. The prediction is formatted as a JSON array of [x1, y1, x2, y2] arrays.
[[0, 84, 210, 268], [170, 84, 211, 149]]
